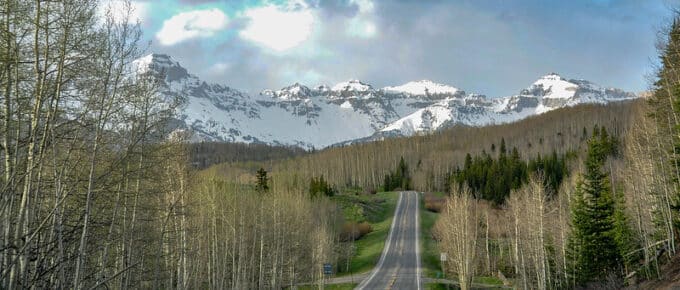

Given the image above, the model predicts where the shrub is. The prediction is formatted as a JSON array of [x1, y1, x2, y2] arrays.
[[424, 193, 445, 213], [339, 222, 373, 242], [363, 187, 377, 195]]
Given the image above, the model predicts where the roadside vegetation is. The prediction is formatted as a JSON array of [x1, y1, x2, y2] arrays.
[[334, 192, 398, 275], [421, 192, 445, 278]]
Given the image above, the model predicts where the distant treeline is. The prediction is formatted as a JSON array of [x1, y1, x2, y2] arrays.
[[229, 101, 637, 194], [189, 142, 308, 169]]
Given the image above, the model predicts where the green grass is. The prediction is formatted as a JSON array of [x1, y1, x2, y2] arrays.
[[421, 192, 444, 278], [293, 283, 358, 290], [472, 276, 504, 286], [426, 283, 450, 290], [333, 192, 398, 275], [332, 192, 393, 223]]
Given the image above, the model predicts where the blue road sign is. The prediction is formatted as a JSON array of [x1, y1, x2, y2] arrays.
[[323, 263, 332, 275]]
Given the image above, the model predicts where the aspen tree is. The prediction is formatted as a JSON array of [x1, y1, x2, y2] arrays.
[[436, 185, 479, 290]]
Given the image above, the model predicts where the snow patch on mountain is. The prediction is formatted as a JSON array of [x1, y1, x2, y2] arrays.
[[380, 73, 637, 136], [331, 79, 372, 92], [261, 82, 312, 101], [527, 73, 578, 99], [383, 80, 460, 96], [135, 53, 638, 149]]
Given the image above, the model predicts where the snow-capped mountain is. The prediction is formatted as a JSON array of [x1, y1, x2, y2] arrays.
[[379, 73, 637, 136], [383, 80, 461, 96], [135, 54, 637, 149]]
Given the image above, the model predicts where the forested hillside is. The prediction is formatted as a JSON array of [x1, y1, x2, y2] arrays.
[[206, 101, 635, 194]]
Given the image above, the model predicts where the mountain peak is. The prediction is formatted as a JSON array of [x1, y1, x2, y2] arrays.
[[383, 80, 460, 96], [133, 53, 189, 82], [284, 82, 307, 89], [331, 79, 372, 92], [539, 72, 564, 81], [134, 53, 177, 68], [264, 82, 313, 100], [131, 52, 638, 148], [523, 73, 578, 99]]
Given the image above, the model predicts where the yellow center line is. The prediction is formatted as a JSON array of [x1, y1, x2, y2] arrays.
[[385, 266, 400, 290]]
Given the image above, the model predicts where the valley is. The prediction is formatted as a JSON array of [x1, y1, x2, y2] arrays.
[[2, 1, 679, 290]]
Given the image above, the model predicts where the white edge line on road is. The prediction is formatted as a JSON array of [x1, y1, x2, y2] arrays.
[[415, 192, 422, 290], [356, 191, 404, 290]]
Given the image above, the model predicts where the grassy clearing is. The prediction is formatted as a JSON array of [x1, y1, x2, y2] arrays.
[[421, 192, 445, 278], [472, 276, 504, 286], [333, 192, 398, 275]]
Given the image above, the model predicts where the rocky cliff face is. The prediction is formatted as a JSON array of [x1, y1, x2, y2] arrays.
[[134, 54, 637, 149]]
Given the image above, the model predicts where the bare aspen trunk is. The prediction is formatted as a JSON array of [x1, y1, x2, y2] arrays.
[[10, 2, 44, 286], [485, 212, 490, 274], [73, 123, 102, 289], [436, 185, 479, 290]]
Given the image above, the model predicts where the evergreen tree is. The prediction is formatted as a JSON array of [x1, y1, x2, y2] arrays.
[[453, 139, 569, 204], [398, 156, 411, 189], [612, 188, 639, 274], [568, 134, 623, 284], [310, 175, 335, 198], [384, 174, 392, 192], [464, 153, 472, 171], [256, 167, 269, 193], [582, 126, 588, 141], [383, 157, 412, 191]]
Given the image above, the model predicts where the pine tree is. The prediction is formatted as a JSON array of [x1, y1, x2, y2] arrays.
[[384, 174, 392, 191], [568, 134, 622, 284], [256, 167, 269, 193], [612, 188, 639, 275], [383, 157, 412, 191], [398, 156, 411, 189], [582, 126, 588, 141], [499, 138, 507, 161], [309, 175, 334, 198], [454, 139, 569, 204]]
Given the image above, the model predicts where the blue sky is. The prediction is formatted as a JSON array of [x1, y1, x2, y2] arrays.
[[121, 0, 677, 96]]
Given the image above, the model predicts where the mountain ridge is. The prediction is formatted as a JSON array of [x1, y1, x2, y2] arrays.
[[135, 53, 638, 149]]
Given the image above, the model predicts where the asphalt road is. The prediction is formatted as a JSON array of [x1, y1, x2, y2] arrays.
[[356, 191, 421, 290]]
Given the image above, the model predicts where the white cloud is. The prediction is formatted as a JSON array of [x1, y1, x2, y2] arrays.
[[282, 67, 324, 85], [347, 18, 376, 38], [345, 0, 377, 38], [208, 62, 232, 74], [239, 4, 315, 52], [99, 0, 148, 24], [156, 8, 229, 46], [350, 0, 374, 14]]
